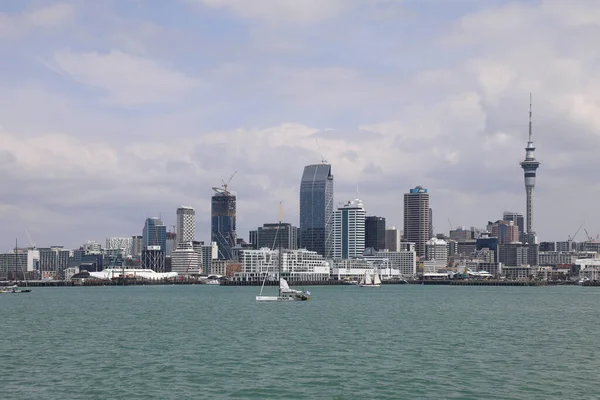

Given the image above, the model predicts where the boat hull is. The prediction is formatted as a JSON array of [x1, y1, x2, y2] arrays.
[[256, 296, 307, 302], [359, 284, 381, 287]]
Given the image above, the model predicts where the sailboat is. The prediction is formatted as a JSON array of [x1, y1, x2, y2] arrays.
[[1, 239, 31, 294], [256, 203, 310, 302], [359, 270, 381, 287]]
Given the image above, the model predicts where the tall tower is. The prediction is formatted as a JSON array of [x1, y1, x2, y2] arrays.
[[333, 198, 366, 259], [519, 94, 541, 240], [403, 186, 430, 258], [211, 173, 237, 260], [299, 164, 334, 258], [176, 206, 196, 246]]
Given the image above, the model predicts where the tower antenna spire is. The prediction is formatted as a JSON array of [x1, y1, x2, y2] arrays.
[[528, 92, 532, 143]]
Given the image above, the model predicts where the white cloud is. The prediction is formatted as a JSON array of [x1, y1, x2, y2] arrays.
[[186, 0, 351, 23], [51, 51, 201, 106], [0, 2, 74, 38]]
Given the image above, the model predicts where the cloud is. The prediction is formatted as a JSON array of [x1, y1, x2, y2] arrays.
[[185, 0, 352, 23], [0, 2, 74, 38], [51, 51, 201, 106]]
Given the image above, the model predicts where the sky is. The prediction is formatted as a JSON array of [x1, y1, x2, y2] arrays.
[[1, 0, 600, 251]]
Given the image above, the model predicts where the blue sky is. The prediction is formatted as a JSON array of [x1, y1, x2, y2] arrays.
[[1, 0, 600, 250]]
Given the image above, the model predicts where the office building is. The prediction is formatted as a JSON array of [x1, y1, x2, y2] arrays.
[[176, 206, 195, 245], [333, 198, 366, 259], [404, 186, 430, 257], [365, 216, 386, 251], [255, 223, 299, 250], [143, 217, 167, 252], [299, 164, 334, 258], [211, 185, 237, 260]]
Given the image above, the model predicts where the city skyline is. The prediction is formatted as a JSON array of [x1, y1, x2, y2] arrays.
[[2, 1, 600, 250]]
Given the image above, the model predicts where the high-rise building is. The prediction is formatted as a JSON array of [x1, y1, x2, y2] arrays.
[[255, 223, 299, 250], [106, 237, 133, 256], [176, 206, 196, 246], [520, 94, 540, 241], [365, 216, 386, 251], [333, 199, 366, 259], [211, 186, 237, 260], [490, 220, 519, 244], [143, 217, 166, 252], [503, 211, 525, 243], [299, 164, 334, 258], [385, 227, 402, 252], [403, 186, 430, 257], [131, 236, 143, 257]]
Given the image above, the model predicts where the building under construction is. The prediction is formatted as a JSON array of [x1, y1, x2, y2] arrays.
[[211, 173, 237, 260]]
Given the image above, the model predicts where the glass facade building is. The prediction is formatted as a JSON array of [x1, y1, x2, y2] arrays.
[[299, 164, 334, 258], [142, 217, 167, 252], [365, 216, 386, 251], [211, 193, 237, 260]]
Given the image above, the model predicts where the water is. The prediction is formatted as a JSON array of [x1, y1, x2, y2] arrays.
[[2, 285, 600, 399]]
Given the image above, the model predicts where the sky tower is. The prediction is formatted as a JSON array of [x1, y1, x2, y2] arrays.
[[520, 94, 540, 240]]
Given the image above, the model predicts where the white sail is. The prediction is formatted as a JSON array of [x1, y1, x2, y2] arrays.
[[279, 278, 290, 290], [373, 273, 381, 285], [364, 273, 372, 285]]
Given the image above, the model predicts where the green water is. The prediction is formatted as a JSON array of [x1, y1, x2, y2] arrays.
[[1, 285, 599, 399]]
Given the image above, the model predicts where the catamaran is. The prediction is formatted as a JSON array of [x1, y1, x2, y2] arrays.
[[359, 270, 381, 287]]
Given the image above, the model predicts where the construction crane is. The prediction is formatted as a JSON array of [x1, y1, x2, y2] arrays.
[[567, 222, 585, 251], [212, 171, 237, 195]]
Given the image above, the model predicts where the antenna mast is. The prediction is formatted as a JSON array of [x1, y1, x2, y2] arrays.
[[528, 92, 532, 143]]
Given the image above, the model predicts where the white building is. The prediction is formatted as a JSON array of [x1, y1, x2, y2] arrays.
[[82, 241, 102, 254], [171, 242, 200, 275], [425, 237, 448, 270], [236, 248, 329, 282], [176, 206, 196, 245], [106, 237, 133, 256], [373, 250, 417, 277], [333, 198, 366, 259]]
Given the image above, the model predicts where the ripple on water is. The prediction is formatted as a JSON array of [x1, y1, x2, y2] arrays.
[[3, 285, 600, 399]]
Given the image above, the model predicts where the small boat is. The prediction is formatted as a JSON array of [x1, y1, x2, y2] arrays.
[[0, 284, 31, 294], [359, 271, 381, 287], [204, 279, 220, 285], [256, 277, 310, 302], [256, 203, 310, 302]]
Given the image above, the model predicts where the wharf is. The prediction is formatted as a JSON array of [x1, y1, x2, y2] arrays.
[[422, 279, 546, 286]]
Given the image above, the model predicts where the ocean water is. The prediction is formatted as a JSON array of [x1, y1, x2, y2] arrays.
[[2, 284, 600, 399]]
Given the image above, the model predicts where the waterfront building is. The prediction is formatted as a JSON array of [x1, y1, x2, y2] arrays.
[[333, 198, 366, 259], [520, 95, 541, 242], [365, 216, 386, 251], [194, 241, 218, 274], [425, 237, 448, 270], [255, 223, 299, 250], [176, 206, 195, 245], [373, 249, 417, 277], [143, 217, 167, 252], [403, 186, 430, 257], [211, 186, 237, 260], [299, 163, 334, 258], [38, 246, 70, 280], [236, 248, 329, 282], [106, 237, 133, 256], [385, 227, 401, 252], [171, 242, 200, 275], [141, 246, 165, 272]]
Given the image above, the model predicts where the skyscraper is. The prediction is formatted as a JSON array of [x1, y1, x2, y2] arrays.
[[404, 186, 430, 257], [520, 94, 540, 242], [142, 217, 166, 252], [503, 211, 524, 242], [333, 199, 366, 259], [211, 186, 237, 260], [176, 206, 196, 245], [299, 164, 334, 258], [365, 216, 386, 251], [256, 223, 299, 250]]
